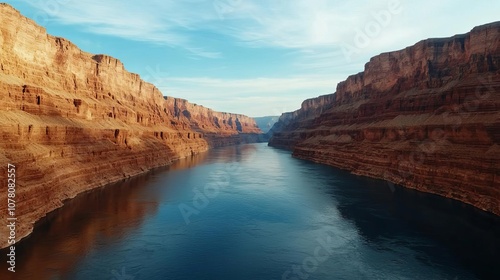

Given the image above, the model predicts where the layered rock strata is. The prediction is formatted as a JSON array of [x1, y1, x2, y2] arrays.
[[269, 22, 500, 215], [0, 3, 260, 248]]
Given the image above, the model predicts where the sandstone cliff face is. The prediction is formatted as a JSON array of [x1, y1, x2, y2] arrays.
[[0, 3, 260, 248], [269, 22, 500, 215], [163, 97, 258, 133], [162, 96, 262, 146]]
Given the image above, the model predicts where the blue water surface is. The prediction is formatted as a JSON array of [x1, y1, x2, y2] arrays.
[[2, 143, 499, 280]]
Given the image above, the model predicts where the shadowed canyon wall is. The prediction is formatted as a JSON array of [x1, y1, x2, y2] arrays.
[[0, 3, 261, 248], [269, 22, 500, 215]]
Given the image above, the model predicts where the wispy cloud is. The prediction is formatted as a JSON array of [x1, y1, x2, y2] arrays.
[[185, 47, 222, 59], [22, 0, 404, 63], [157, 74, 342, 116], [25, 0, 500, 63], [18, 0, 500, 116], [25, 0, 221, 58], [217, 0, 360, 48], [163, 75, 337, 95]]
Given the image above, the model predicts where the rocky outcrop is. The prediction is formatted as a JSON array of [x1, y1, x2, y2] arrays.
[[269, 22, 500, 215], [0, 3, 260, 249]]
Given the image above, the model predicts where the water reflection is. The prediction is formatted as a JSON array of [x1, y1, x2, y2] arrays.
[[315, 163, 500, 279], [0, 171, 162, 280], [0, 144, 498, 280], [0, 145, 258, 280], [168, 143, 257, 169]]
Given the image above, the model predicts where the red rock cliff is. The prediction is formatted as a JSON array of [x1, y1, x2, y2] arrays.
[[0, 3, 261, 248], [269, 22, 500, 215]]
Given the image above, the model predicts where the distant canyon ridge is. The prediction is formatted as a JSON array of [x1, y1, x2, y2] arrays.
[[0, 3, 263, 248], [269, 21, 500, 216], [254, 116, 280, 134]]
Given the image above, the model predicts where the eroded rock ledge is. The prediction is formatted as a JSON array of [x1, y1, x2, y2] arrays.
[[0, 4, 261, 248], [269, 22, 500, 215]]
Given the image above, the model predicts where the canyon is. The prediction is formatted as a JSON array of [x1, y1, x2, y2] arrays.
[[0, 3, 261, 249], [270, 22, 500, 216]]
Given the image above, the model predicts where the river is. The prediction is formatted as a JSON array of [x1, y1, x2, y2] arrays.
[[1, 143, 499, 279]]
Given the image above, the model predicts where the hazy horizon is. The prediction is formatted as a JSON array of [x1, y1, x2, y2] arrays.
[[5, 0, 500, 117]]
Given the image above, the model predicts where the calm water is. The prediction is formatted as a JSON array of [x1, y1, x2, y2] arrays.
[[2, 143, 499, 280]]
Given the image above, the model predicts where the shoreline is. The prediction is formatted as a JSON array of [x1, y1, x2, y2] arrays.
[[291, 150, 500, 217], [0, 150, 202, 250]]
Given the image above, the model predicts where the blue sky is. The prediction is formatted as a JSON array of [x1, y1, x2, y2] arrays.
[[5, 0, 500, 117]]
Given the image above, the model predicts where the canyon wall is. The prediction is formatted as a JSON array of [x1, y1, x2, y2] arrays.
[[269, 22, 500, 215], [0, 3, 261, 248]]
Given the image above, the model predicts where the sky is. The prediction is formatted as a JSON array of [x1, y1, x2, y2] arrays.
[[4, 0, 500, 117]]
